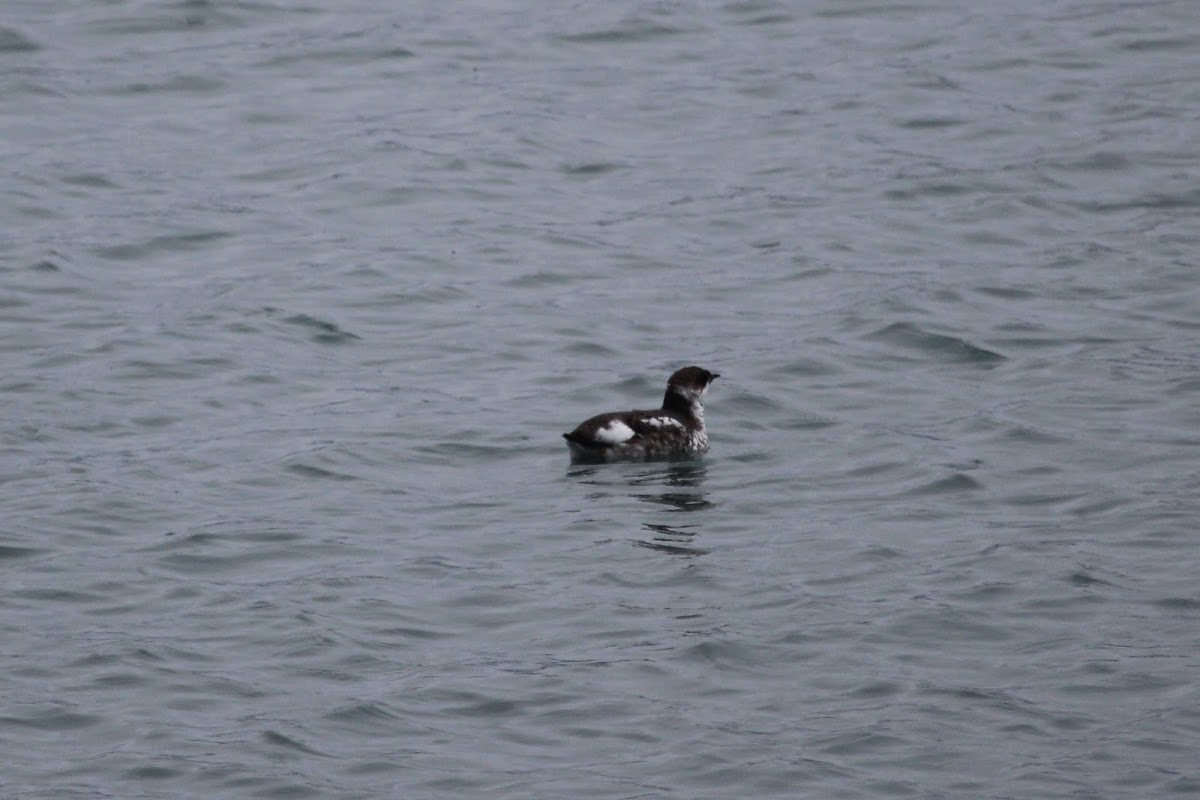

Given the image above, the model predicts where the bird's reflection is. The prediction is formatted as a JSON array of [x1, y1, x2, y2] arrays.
[[568, 461, 713, 556], [634, 521, 707, 556]]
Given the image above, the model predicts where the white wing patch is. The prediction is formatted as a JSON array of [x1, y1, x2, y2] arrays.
[[642, 416, 683, 429], [594, 419, 636, 444]]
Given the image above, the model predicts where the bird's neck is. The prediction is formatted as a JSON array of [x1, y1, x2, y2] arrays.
[[662, 386, 704, 427]]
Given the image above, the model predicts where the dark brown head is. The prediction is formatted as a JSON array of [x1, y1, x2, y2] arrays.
[[668, 366, 719, 392], [663, 366, 719, 413]]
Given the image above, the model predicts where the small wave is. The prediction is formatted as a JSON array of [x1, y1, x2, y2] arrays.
[[866, 322, 1006, 364]]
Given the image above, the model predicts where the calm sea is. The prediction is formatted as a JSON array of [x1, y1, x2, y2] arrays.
[[3, 1, 1199, 797]]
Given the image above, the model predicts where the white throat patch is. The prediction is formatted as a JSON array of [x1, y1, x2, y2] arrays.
[[670, 385, 706, 420]]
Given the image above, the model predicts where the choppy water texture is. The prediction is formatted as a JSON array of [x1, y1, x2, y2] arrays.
[[3, 1, 1200, 797]]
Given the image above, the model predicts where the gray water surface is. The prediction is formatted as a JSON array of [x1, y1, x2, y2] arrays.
[[3, 1, 1200, 798]]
